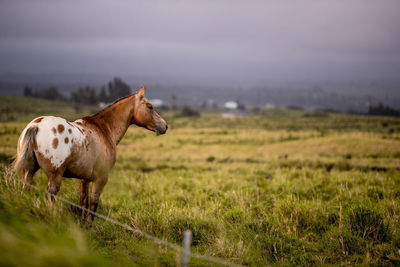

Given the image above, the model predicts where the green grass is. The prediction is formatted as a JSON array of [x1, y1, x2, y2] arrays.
[[1, 95, 400, 266]]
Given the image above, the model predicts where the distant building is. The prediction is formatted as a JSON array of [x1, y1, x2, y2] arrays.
[[149, 99, 164, 108], [98, 102, 108, 109], [201, 99, 217, 109], [224, 101, 238, 110], [222, 101, 247, 118], [265, 103, 275, 109]]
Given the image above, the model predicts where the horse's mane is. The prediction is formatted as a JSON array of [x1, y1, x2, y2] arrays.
[[91, 93, 136, 117]]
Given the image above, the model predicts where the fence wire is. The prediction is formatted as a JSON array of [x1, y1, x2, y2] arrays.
[[3, 169, 245, 267]]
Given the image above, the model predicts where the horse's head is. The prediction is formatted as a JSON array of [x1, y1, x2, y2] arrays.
[[131, 86, 168, 135]]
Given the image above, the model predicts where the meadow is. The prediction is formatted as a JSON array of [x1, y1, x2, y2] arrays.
[[1, 96, 400, 266]]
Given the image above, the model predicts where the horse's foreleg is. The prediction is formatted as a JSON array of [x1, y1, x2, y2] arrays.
[[79, 179, 90, 221], [88, 177, 108, 222], [46, 172, 62, 202]]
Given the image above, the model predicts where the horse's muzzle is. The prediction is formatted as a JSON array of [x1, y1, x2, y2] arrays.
[[156, 123, 168, 136]]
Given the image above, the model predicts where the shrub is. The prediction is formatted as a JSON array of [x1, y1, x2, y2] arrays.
[[260, 229, 310, 264], [348, 206, 390, 242], [322, 228, 365, 257], [335, 160, 351, 171], [206, 156, 215, 162], [178, 106, 200, 117], [344, 153, 352, 160]]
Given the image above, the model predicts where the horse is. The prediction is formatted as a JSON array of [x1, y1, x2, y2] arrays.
[[12, 86, 168, 221]]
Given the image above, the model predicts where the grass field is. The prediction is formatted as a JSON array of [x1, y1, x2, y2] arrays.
[[1, 96, 400, 266]]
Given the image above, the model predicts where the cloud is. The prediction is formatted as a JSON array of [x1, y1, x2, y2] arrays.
[[1, 0, 399, 84]]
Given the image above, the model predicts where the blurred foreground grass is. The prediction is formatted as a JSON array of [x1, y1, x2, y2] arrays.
[[1, 95, 400, 266]]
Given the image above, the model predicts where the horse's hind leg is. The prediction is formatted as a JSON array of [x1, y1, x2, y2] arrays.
[[88, 176, 108, 222], [79, 179, 90, 221], [20, 154, 39, 191], [21, 170, 35, 191], [46, 172, 63, 202]]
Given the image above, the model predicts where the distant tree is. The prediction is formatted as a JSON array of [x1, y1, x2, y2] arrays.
[[178, 106, 200, 117], [98, 86, 108, 102], [236, 98, 246, 111], [73, 103, 83, 114], [286, 105, 304, 110], [23, 86, 33, 97], [71, 86, 98, 105], [33, 86, 65, 101], [171, 95, 177, 110], [251, 106, 262, 115], [107, 77, 131, 101], [368, 103, 400, 117]]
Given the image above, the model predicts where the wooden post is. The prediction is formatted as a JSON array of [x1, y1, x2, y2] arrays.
[[182, 230, 192, 267]]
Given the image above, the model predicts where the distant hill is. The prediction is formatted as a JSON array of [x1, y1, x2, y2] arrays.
[[1, 73, 399, 112]]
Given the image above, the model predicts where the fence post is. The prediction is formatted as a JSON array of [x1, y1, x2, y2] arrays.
[[182, 230, 192, 267]]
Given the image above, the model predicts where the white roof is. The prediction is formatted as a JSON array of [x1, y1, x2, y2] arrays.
[[224, 101, 238, 109], [149, 99, 164, 107]]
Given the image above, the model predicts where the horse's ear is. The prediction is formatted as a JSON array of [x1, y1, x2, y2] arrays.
[[137, 86, 146, 99]]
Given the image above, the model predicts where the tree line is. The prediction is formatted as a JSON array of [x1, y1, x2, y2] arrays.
[[24, 77, 131, 105], [368, 103, 400, 117]]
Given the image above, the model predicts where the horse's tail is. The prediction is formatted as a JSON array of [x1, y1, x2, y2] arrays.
[[12, 126, 39, 174]]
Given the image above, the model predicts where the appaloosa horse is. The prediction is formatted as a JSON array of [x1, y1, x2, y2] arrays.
[[13, 86, 167, 220]]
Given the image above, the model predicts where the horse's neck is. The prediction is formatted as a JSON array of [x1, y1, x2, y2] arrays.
[[88, 97, 134, 146]]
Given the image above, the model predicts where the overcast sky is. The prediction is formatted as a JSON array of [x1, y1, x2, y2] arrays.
[[0, 0, 399, 86]]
